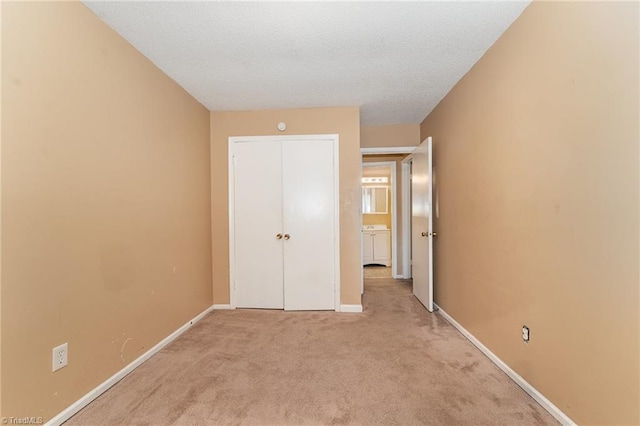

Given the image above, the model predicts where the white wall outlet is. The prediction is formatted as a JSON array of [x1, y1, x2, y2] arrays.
[[522, 325, 530, 343], [52, 343, 68, 372]]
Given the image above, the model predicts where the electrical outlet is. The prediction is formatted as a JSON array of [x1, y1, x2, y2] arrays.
[[52, 343, 68, 372], [522, 325, 530, 343]]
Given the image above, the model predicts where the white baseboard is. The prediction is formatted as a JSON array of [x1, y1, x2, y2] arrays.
[[212, 304, 234, 310], [340, 304, 363, 313], [46, 305, 215, 426], [434, 304, 576, 426]]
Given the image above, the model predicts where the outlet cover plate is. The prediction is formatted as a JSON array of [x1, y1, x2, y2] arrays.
[[52, 343, 68, 372]]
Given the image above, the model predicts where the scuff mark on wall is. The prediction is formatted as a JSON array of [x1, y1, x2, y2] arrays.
[[120, 338, 133, 362]]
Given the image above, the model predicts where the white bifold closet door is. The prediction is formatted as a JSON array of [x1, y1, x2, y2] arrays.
[[233, 138, 336, 311], [233, 140, 284, 309]]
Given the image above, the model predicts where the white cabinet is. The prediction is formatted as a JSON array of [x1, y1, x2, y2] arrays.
[[230, 136, 338, 311], [362, 226, 390, 266]]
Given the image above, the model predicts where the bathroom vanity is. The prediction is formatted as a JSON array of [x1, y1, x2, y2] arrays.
[[362, 224, 390, 266]]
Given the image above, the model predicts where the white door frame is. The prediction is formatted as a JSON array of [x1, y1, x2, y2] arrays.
[[361, 161, 399, 279], [228, 134, 341, 311], [360, 147, 416, 155], [401, 157, 412, 279]]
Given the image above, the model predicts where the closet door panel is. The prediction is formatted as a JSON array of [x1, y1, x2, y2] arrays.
[[282, 140, 335, 310], [233, 141, 284, 309]]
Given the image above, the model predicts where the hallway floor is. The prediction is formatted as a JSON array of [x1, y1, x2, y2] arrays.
[[67, 278, 556, 425], [363, 265, 392, 279]]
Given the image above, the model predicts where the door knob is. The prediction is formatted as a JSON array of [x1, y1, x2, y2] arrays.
[[284, 234, 291, 240], [421, 232, 427, 237], [432, 232, 438, 237], [276, 233, 283, 240]]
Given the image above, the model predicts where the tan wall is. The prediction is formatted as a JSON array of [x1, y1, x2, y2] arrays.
[[361, 124, 420, 148], [363, 155, 408, 276], [1, 2, 212, 421], [420, 2, 639, 424], [210, 108, 361, 305]]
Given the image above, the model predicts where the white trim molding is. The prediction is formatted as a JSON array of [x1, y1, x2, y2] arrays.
[[359, 156, 364, 294], [401, 157, 412, 279], [212, 304, 234, 310], [360, 146, 416, 155], [340, 304, 363, 313], [47, 305, 215, 426], [435, 304, 576, 426]]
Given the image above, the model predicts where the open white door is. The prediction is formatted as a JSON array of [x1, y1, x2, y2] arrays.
[[411, 137, 434, 312]]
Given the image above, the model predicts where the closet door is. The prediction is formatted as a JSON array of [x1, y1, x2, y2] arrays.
[[232, 141, 284, 309], [282, 139, 335, 310]]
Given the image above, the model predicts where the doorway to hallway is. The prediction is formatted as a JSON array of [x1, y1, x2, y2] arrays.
[[361, 161, 395, 293]]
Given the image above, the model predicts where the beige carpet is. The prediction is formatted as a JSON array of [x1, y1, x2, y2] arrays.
[[363, 265, 392, 279], [66, 279, 557, 425]]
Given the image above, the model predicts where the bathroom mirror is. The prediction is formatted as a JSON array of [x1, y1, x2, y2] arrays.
[[362, 186, 388, 214]]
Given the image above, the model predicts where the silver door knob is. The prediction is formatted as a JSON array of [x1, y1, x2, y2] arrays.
[[421, 232, 427, 237], [284, 234, 291, 240], [432, 232, 438, 237], [276, 233, 283, 240]]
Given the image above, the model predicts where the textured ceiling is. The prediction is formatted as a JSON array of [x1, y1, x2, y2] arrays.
[[83, 1, 530, 125]]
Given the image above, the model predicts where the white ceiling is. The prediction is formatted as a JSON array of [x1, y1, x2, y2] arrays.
[[83, 1, 530, 125]]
